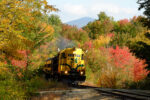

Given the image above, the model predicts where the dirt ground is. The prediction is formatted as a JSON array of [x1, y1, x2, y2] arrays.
[[31, 88, 119, 100]]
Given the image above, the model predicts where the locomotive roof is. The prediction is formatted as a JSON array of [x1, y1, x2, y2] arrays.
[[46, 47, 84, 61], [59, 47, 83, 54], [46, 55, 58, 61]]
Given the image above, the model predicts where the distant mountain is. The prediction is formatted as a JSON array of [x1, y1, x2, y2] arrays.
[[66, 17, 95, 28]]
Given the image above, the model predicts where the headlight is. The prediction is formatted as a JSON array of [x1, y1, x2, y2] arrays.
[[64, 71, 68, 74], [80, 71, 84, 75]]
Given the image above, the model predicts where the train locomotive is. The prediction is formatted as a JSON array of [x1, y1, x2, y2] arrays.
[[43, 47, 86, 83]]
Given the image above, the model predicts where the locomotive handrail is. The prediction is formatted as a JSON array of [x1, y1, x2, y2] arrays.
[[61, 63, 72, 70], [76, 64, 84, 70]]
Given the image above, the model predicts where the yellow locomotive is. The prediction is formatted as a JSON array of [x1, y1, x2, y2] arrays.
[[43, 47, 86, 82]]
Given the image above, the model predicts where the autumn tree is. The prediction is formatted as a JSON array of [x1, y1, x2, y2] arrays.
[[98, 46, 148, 88], [0, 0, 57, 69], [83, 12, 113, 39], [110, 17, 147, 47], [61, 24, 89, 44]]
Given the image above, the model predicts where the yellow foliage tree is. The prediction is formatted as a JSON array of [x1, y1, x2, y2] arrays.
[[0, 0, 57, 67], [93, 35, 111, 48]]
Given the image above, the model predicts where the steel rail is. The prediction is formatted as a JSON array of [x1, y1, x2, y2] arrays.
[[74, 85, 150, 100]]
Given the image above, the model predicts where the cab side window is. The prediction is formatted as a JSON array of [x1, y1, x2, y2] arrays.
[[82, 54, 84, 60]]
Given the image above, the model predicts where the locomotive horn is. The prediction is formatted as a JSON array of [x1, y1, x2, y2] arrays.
[[85, 50, 88, 53], [58, 48, 60, 52]]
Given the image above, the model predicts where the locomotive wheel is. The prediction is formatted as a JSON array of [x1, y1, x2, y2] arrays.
[[53, 74, 60, 81], [72, 82, 78, 86], [44, 74, 51, 80]]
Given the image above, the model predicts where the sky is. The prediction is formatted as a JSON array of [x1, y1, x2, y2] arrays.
[[47, 0, 144, 23]]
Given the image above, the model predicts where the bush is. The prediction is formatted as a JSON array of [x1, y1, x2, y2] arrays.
[[129, 78, 150, 89], [0, 64, 67, 100], [25, 76, 61, 94], [0, 67, 25, 100]]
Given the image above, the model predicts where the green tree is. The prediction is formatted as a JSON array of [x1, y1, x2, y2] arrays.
[[48, 14, 62, 37], [128, 30, 150, 69], [98, 12, 112, 22], [137, 0, 150, 19], [136, 16, 150, 29], [48, 14, 62, 26]]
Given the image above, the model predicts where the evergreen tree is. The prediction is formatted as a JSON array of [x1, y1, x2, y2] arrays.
[[137, 0, 150, 19]]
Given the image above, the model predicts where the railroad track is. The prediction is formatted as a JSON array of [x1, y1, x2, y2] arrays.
[[31, 84, 150, 100], [96, 89, 150, 100], [74, 85, 150, 100]]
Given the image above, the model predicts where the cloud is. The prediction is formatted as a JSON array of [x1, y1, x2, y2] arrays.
[[90, 3, 137, 15], [51, 0, 143, 22], [91, 3, 119, 14], [122, 8, 137, 14], [63, 4, 87, 16], [62, 2, 138, 19]]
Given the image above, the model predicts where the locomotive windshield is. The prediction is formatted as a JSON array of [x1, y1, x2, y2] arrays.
[[68, 54, 74, 57], [75, 54, 80, 57], [68, 54, 80, 57]]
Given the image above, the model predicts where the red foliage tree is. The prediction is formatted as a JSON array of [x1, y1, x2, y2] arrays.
[[119, 19, 130, 26], [133, 59, 149, 81], [107, 33, 115, 38], [83, 41, 93, 50], [11, 50, 29, 68], [109, 46, 132, 68], [109, 46, 149, 81]]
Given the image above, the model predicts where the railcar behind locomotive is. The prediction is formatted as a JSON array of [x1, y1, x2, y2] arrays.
[[43, 47, 86, 83]]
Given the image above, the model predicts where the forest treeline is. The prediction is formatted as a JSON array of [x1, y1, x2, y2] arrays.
[[0, 0, 150, 99]]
